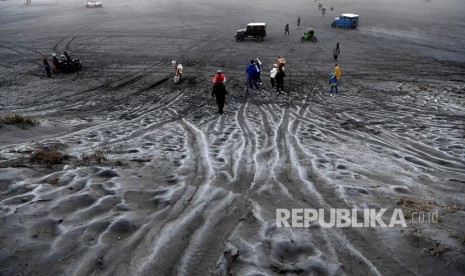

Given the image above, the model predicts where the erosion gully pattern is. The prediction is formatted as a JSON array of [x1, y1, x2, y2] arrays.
[[1, 58, 464, 275]]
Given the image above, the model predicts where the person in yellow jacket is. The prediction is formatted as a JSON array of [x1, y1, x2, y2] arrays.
[[334, 64, 341, 80]]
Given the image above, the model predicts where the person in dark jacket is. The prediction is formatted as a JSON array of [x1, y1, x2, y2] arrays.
[[333, 42, 340, 61], [212, 81, 228, 114], [275, 67, 285, 93], [64, 51, 72, 63], [245, 60, 259, 90], [43, 57, 51, 78], [285, 23, 289, 35]]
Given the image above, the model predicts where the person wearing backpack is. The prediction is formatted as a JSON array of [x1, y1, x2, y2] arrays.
[[213, 69, 226, 85], [245, 60, 259, 90], [329, 73, 338, 97]]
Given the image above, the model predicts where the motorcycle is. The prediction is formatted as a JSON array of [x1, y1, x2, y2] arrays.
[[174, 64, 183, 83], [301, 32, 318, 42], [58, 58, 82, 73]]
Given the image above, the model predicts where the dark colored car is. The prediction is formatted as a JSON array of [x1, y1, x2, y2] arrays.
[[235, 23, 267, 42]]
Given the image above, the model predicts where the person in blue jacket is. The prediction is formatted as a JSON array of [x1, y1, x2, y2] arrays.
[[43, 57, 51, 78], [245, 60, 259, 90], [329, 73, 338, 97]]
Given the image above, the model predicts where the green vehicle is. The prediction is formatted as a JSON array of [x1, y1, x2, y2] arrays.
[[301, 30, 317, 42]]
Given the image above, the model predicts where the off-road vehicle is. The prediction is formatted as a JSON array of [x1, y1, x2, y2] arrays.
[[235, 23, 267, 42], [331, 14, 359, 29]]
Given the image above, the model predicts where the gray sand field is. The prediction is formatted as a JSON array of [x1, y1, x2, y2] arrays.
[[1, 0, 464, 275]]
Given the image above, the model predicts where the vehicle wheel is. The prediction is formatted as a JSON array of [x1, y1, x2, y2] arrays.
[[236, 35, 244, 42], [311, 37, 318, 42], [255, 35, 263, 42], [331, 22, 336, 28], [351, 22, 357, 29], [74, 63, 82, 70], [174, 74, 181, 83], [301, 37, 305, 42]]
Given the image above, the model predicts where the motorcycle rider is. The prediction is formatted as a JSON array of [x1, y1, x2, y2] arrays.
[[64, 51, 72, 63], [172, 60, 182, 76], [307, 28, 315, 37]]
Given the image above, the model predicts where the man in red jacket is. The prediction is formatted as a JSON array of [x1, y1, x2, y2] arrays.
[[213, 69, 226, 85], [212, 77, 228, 114]]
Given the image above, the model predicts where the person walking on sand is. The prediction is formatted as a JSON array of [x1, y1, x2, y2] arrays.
[[212, 79, 228, 114], [275, 67, 285, 93], [43, 57, 51, 78], [270, 64, 278, 89], [285, 23, 289, 35], [334, 63, 341, 81], [213, 69, 226, 85], [333, 42, 340, 61], [297, 16, 301, 28], [246, 60, 260, 90], [329, 73, 338, 97]]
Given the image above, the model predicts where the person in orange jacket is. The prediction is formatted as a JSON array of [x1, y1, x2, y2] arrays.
[[213, 69, 226, 85], [334, 64, 341, 80]]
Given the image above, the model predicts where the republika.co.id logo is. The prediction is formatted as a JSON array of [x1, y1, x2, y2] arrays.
[[276, 208, 438, 228]]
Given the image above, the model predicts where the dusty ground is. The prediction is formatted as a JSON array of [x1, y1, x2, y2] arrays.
[[1, 0, 465, 275]]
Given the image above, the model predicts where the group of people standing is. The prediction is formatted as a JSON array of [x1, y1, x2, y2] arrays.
[[208, 50, 341, 114], [210, 56, 290, 114], [42, 51, 74, 77], [244, 57, 286, 93]]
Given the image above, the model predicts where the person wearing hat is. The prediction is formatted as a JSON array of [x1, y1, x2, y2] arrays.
[[51, 53, 61, 74], [213, 69, 226, 85], [212, 75, 228, 115], [43, 57, 51, 78], [269, 64, 278, 88]]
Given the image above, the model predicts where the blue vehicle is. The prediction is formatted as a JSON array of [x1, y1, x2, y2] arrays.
[[331, 14, 359, 29]]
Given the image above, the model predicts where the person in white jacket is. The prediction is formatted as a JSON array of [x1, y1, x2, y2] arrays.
[[255, 58, 263, 85], [269, 64, 278, 88]]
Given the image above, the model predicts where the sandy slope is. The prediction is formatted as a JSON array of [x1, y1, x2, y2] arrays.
[[1, 0, 465, 275]]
